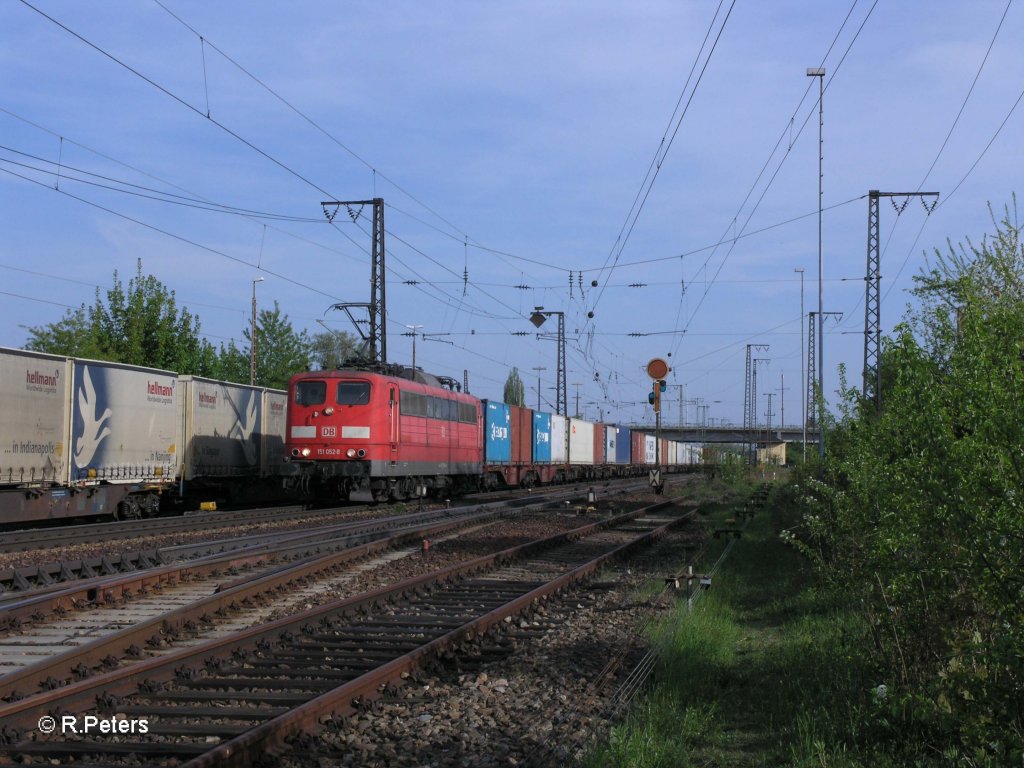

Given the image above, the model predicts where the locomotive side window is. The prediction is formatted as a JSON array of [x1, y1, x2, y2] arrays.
[[399, 390, 469, 422], [458, 402, 477, 423], [336, 382, 370, 405], [427, 396, 458, 421], [400, 390, 428, 416], [295, 380, 326, 406]]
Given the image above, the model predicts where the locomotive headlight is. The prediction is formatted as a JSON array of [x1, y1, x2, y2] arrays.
[[301, 448, 311, 457], [324, 406, 335, 415], [346, 448, 357, 458]]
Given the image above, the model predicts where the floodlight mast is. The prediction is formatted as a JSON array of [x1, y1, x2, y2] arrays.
[[807, 66, 825, 461]]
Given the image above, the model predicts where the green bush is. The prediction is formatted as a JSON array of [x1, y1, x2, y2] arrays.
[[796, 203, 1024, 761]]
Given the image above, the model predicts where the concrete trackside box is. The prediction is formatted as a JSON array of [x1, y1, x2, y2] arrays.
[[180, 376, 264, 480], [70, 359, 179, 484], [0, 347, 72, 486]]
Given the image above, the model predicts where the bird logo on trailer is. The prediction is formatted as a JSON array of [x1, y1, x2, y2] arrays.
[[74, 366, 112, 469]]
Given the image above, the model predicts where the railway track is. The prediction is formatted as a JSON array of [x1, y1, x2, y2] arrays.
[[0, 505, 465, 596], [0, 482, 658, 697], [0, 505, 331, 553], [0, 475, 677, 556], [0, 498, 693, 766], [0, 477, 669, 595]]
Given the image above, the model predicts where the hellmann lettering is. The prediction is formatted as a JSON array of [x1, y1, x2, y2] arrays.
[[198, 391, 218, 406], [26, 369, 60, 387], [147, 381, 174, 397]]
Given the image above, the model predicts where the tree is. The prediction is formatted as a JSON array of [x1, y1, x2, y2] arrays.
[[309, 329, 359, 371], [503, 367, 525, 406], [225, 301, 311, 389], [26, 260, 218, 375], [24, 305, 99, 359]]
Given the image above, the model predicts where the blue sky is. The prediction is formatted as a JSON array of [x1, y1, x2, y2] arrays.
[[2, 1, 1022, 429]]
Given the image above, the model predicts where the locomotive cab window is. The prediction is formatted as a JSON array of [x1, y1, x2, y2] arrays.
[[295, 380, 326, 406], [336, 382, 370, 405]]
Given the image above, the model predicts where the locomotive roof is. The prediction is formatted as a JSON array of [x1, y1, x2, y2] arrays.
[[294, 366, 462, 394]]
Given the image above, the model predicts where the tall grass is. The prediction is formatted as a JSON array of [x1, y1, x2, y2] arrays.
[[582, 485, 912, 767]]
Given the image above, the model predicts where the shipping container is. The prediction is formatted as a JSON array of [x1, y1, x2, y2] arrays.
[[0, 347, 72, 486], [606, 426, 631, 464], [617, 428, 632, 464], [631, 431, 647, 465], [678, 442, 698, 465], [70, 359, 179, 484], [533, 412, 553, 463], [510, 405, 533, 465], [592, 423, 607, 465], [180, 377, 264, 480], [667, 441, 678, 466], [482, 400, 511, 464], [262, 389, 288, 477], [644, 434, 657, 464], [551, 414, 568, 463], [569, 418, 596, 465]]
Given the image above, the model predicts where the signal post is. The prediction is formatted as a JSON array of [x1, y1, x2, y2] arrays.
[[646, 358, 670, 495]]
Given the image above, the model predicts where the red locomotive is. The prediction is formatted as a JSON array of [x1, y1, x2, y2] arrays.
[[285, 367, 482, 502], [285, 365, 704, 503]]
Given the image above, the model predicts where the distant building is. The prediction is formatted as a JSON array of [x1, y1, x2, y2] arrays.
[[757, 442, 787, 466]]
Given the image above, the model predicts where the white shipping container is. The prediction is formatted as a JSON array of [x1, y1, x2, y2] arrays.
[[683, 443, 702, 465], [551, 415, 568, 463], [180, 376, 264, 480], [667, 441, 678, 466], [644, 434, 657, 464], [569, 418, 595, 465], [70, 359, 179, 485], [0, 347, 72, 486]]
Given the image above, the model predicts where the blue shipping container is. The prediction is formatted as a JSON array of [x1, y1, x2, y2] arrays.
[[483, 400, 511, 464], [614, 426, 631, 464], [533, 411, 552, 463]]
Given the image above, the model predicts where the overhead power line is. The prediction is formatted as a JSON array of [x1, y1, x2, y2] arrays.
[[589, 0, 737, 318]]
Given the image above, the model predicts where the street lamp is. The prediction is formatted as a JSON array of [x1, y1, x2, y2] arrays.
[[794, 266, 806, 462], [250, 277, 264, 386], [807, 66, 825, 461], [403, 324, 423, 372], [531, 366, 546, 411]]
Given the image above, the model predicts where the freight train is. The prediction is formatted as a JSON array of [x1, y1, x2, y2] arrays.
[[284, 367, 701, 502], [0, 346, 701, 525], [0, 346, 289, 525]]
